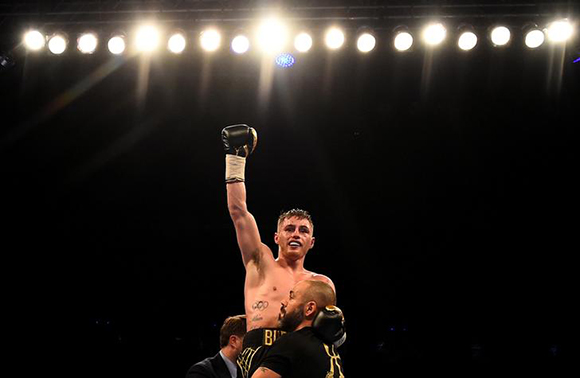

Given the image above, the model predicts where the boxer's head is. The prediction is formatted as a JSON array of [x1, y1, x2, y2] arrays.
[[278, 280, 336, 332], [275, 209, 315, 260]]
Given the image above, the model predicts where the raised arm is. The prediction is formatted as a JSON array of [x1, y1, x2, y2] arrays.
[[222, 125, 266, 267], [227, 181, 264, 267]]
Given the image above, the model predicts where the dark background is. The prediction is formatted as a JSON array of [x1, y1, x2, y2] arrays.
[[1, 4, 578, 377]]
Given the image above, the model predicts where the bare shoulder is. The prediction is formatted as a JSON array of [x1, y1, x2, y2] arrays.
[[306, 272, 336, 292]]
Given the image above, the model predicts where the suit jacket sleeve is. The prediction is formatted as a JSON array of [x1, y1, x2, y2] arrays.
[[186, 357, 215, 378]]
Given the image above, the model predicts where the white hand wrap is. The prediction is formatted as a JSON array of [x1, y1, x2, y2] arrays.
[[225, 154, 246, 183]]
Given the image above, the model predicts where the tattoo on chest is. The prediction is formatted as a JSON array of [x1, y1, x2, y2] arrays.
[[252, 300, 269, 311], [251, 314, 263, 323]]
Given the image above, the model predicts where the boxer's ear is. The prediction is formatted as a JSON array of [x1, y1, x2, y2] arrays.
[[274, 232, 279, 245]]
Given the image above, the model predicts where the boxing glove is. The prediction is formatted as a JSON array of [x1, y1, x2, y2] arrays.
[[222, 124, 258, 183], [221, 124, 258, 157], [312, 305, 347, 348]]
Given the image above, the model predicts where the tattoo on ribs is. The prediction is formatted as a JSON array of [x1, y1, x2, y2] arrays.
[[252, 300, 269, 311]]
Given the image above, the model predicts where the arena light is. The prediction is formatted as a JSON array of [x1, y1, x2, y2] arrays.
[[457, 24, 478, 51], [48, 33, 68, 55], [422, 23, 447, 46], [393, 26, 413, 51], [490, 25, 511, 47], [275, 53, 295, 68], [547, 19, 574, 43], [294, 32, 313, 53], [77, 32, 98, 54], [256, 17, 289, 54], [325, 27, 345, 50], [523, 24, 545, 49], [231, 34, 250, 54], [200, 28, 221, 52], [23, 30, 45, 51], [356, 31, 376, 53], [0, 51, 15, 71], [108, 34, 126, 55], [168, 31, 186, 54], [135, 24, 160, 52]]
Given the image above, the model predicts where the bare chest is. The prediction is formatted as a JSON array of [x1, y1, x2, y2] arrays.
[[244, 269, 317, 328]]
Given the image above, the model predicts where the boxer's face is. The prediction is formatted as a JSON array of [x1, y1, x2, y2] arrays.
[[275, 217, 315, 259]]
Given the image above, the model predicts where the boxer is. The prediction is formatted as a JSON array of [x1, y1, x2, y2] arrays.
[[222, 125, 338, 378]]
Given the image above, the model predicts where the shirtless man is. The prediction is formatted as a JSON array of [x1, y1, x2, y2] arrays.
[[222, 124, 335, 378]]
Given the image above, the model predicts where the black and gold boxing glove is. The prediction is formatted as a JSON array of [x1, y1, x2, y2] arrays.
[[221, 124, 258, 183], [312, 305, 347, 348]]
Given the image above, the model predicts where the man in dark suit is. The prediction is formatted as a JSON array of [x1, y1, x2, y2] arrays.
[[187, 315, 247, 378]]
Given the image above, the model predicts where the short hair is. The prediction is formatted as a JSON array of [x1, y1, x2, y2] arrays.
[[301, 280, 336, 310], [219, 315, 247, 348], [278, 209, 314, 230]]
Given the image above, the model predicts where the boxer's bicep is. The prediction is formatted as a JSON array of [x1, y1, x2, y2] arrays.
[[227, 182, 268, 267], [232, 212, 264, 266], [251, 367, 281, 378]]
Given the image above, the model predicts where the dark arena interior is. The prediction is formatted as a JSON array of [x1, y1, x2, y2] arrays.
[[1, 1, 578, 377]]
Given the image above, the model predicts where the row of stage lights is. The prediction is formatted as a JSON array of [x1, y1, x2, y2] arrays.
[[22, 18, 575, 56]]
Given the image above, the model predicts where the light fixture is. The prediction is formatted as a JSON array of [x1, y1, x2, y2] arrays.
[[325, 27, 345, 50], [256, 17, 288, 54], [0, 51, 15, 71], [107, 32, 126, 55], [356, 28, 376, 53], [23, 30, 46, 51], [135, 24, 161, 52], [522, 23, 545, 49], [422, 22, 447, 46], [393, 26, 413, 52], [457, 24, 478, 51], [200, 28, 221, 52], [168, 30, 187, 54], [231, 34, 250, 54], [48, 32, 68, 55], [77, 32, 98, 54], [490, 25, 511, 47], [547, 19, 574, 43], [294, 32, 313, 53]]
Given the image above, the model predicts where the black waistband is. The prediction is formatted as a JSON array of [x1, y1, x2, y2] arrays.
[[243, 328, 287, 348]]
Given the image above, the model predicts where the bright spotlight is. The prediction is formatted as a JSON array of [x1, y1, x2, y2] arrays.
[[325, 27, 345, 50], [458, 31, 478, 51], [135, 25, 160, 52], [490, 26, 511, 46], [257, 18, 288, 53], [108, 35, 126, 55], [200, 29, 221, 52], [394, 31, 413, 51], [547, 19, 574, 43], [168, 32, 186, 54], [77, 33, 98, 54], [294, 32, 313, 53], [357, 33, 376, 53], [525, 29, 545, 49], [48, 33, 68, 55], [24, 30, 45, 51], [423, 23, 447, 46], [231, 35, 250, 54]]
